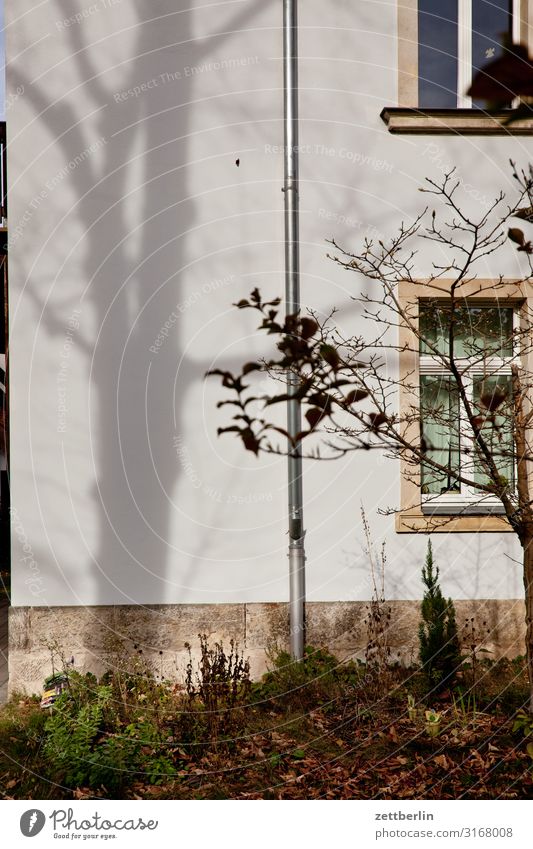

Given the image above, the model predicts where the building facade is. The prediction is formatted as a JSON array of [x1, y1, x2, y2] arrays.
[[4, 0, 533, 695]]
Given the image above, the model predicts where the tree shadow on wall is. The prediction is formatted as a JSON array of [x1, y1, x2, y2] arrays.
[[9, 0, 270, 609]]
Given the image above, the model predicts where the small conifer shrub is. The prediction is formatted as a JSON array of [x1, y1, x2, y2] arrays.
[[418, 539, 461, 690]]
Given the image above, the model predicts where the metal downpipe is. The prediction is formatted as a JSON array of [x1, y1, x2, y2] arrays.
[[283, 0, 306, 661]]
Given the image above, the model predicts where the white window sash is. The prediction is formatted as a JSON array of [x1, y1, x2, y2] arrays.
[[420, 364, 511, 514], [420, 340, 517, 515], [457, 0, 473, 108], [456, 0, 520, 109]]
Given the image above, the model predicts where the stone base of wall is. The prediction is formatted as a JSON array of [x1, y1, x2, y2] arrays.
[[7, 599, 527, 696]]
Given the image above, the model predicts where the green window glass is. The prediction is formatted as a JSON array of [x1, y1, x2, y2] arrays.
[[420, 375, 461, 494], [472, 375, 514, 489], [419, 304, 513, 358], [419, 303, 515, 505]]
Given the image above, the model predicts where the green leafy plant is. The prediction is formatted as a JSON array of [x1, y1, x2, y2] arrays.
[[43, 673, 129, 789], [407, 694, 417, 722], [418, 539, 461, 691], [424, 709, 442, 737], [512, 709, 533, 760], [255, 644, 350, 711], [452, 688, 478, 726], [42, 665, 178, 791]]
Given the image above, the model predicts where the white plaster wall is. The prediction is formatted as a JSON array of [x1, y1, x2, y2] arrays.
[[6, 0, 528, 608]]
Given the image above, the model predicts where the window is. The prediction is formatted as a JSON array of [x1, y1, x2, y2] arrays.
[[395, 279, 527, 533], [419, 0, 517, 108], [419, 302, 515, 515], [382, 0, 533, 134]]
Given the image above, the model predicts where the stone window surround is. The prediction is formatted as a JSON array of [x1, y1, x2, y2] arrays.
[[396, 278, 533, 533], [382, 0, 533, 135]]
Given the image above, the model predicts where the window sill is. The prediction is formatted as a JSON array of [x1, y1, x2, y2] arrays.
[[396, 510, 512, 533], [380, 107, 533, 135], [421, 498, 506, 516]]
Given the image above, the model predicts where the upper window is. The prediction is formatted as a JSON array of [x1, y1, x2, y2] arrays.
[[418, 0, 517, 108], [382, 0, 532, 133]]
